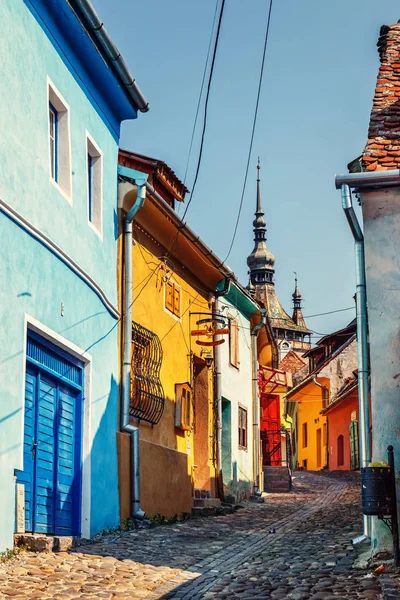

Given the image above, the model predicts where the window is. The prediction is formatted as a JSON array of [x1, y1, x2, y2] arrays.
[[229, 318, 240, 368], [337, 434, 344, 467], [49, 103, 57, 181], [48, 79, 71, 198], [302, 422, 308, 448], [86, 133, 103, 236], [165, 280, 181, 318], [175, 383, 191, 430], [238, 406, 247, 449]]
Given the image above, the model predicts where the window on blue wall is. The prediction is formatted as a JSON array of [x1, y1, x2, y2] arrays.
[[86, 133, 103, 238], [48, 79, 71, 199], [87, 153, 93, 221], [49, 103, 58, 182]]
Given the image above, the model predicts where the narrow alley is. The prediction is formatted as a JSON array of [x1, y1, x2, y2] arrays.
[[0, 472, 396, 600]]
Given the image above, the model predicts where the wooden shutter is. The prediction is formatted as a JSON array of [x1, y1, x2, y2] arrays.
[[175, 383, 191, 430], [173, 285, 181, 317], [165, 280, 174, 312], [175, 383, 182, 427], [238, 407, 247, 449], [350, 420, 359, 470], [229, 319, 239, 368]]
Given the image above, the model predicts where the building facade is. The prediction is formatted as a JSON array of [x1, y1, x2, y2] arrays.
[[218, 287, 258, 502], [117, 151, 258, 518], [0, 0, 147, 551], [286, 321, 357, 471], [337, 21, 400, 552]]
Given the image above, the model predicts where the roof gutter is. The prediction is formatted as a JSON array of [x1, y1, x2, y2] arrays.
[[335, 170, 400, 190], [70, 0, 149, 113]]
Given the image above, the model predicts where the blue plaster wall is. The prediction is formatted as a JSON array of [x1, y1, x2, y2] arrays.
[[0, 0, 120, 303], [0, 0, 128, 550]]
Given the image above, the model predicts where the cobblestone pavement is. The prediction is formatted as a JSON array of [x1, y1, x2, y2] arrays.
[[0, 471, 395, 599]]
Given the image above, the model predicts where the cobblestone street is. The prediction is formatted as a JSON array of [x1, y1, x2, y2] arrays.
[[0, 472, 397, 600]]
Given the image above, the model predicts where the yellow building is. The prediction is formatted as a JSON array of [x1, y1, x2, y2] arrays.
[[116, 150, 238, 519], [285, 377, 328, 471]]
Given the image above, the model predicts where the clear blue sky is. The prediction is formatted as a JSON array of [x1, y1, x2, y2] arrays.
[[93, 0, 399, 338]]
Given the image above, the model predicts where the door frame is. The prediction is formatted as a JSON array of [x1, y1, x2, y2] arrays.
[[20, 316, 93, 538]]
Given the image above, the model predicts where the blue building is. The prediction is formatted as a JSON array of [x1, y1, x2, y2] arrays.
[[0, 0, 148, 550]]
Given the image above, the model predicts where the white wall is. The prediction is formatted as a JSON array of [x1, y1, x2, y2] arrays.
[[219, 298, 253, 499]]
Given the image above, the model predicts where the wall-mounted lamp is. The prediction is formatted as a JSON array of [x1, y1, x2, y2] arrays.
[[201, 348, 214, 369]]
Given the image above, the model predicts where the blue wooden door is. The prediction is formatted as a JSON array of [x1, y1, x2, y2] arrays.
[[16, 337, 82, 536]]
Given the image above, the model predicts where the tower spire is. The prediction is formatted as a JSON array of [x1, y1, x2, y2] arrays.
[[247, 161, 275, 287]]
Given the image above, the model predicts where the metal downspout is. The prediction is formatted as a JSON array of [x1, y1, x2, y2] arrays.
[[251, 309, 267, 495], [312, 377, 329, 469], [214, 278, 231, 499], [122, 182, 146, 519], [341, 184, 371, 539]]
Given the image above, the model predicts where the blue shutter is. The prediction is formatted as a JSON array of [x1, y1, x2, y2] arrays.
[[34, 375, 56, 533], [56, 385, 78, 535], [16, 335, 83, 536]]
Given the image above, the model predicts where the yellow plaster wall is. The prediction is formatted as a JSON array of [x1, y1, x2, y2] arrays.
[[118, 225, 216, 518], [295, 382, 327, 471]]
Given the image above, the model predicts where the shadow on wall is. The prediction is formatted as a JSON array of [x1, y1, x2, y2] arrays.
[[223, 461, 251, 503], [88, 375, 120, 536], [118, 394, 198, 521]]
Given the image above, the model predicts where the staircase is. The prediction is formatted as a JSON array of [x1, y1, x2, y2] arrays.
[[263, 466, 291, 493]]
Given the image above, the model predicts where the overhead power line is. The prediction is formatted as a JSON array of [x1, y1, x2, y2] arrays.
[[223, 0, 273, 263], [181, 0, 226, 222], [303, 306, 355, 319], [181, 0, 219, 192]]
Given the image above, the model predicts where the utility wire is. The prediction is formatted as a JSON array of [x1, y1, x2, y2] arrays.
[[223, 0, 273, 263], [303, 306, 355, 319], [181, 0, 219, 194], [181, 0, 226, 223]]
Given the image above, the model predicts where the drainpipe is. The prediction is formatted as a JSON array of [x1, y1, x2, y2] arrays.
[[335, 171, 400, 542], [214, 277, 231, 499], [122, 182, 146, 519], [340, 183, 371, 539], [313, 377, 329, 469], [251, 308, 267, 495]]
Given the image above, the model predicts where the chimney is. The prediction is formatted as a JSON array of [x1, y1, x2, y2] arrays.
[[362, 21, 400, 172]]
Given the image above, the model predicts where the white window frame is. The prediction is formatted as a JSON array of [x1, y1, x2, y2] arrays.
[[47, 77, 72, 203], [86, 131, 103, 239]]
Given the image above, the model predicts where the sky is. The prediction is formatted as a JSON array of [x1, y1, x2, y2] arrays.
[[93, 0, 400, 339]]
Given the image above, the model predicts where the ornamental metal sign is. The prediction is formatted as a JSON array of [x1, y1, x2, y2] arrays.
[[190, 316, 230, 347]]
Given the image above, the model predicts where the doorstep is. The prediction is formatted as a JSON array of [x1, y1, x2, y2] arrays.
[[14, 533, 77, 553]]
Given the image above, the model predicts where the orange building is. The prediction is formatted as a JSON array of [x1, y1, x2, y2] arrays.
[[321, 375, 359, 471]]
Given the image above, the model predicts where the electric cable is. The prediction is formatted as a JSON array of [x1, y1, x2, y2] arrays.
[[223, 0, 273, 263], [180, 0, 219, 198], [181, 0, 226, 222]]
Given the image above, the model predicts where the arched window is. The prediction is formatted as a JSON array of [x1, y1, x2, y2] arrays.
[[337, 435, 344, 467]]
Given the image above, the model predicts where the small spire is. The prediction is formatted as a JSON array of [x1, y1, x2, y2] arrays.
[[292, 272, 302, 308], [255, 159, 264, 223]]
